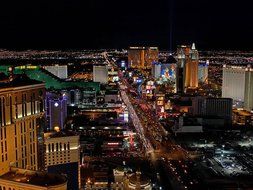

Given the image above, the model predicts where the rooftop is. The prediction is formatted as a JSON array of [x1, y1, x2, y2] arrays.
[[0, 65, 100, 91], [44, 130, 78, 139], [233, 109, 252, 116], [129, 172, 150, 186], [0, 167, 67, 187], [0, 74, 43, 88]]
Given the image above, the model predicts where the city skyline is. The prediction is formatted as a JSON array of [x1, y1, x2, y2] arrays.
[[1, 48, 253, 189], [0, 0, 253, 50], [1, 0, 253, 189]]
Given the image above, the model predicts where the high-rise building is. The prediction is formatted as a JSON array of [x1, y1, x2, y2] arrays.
[[93, 64, 108, 84], [222, 65, 246, 104], [44, 131, 80, 190], [244, 66, 253, 111], [145, 47, 159, 69], [152, 62, 162, 79], [46, 92, 67, 131], [152, 55, 177, 82], [191, 97, 233, 125], [128, 47, 145, 69], [203, 98, 233, 121], [44, 65, 68, 79], [198, 61, 209, 83], [62, 88, 97, 108], [186, 43, 199, 89], [0, 74, 45, 176], [177, 43, 199, 91], [128, 47, 158, 69], [176, 66, 184, 94], [192, 97, 233, 118], [176, 46, 188, 93], [191, 96, 205, 116]]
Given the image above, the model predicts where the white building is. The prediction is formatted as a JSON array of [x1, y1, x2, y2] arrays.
[[45, 65, 68, 79], [152, 63, 161, 78], [244, 66, 253, 111], [93, 64, 108, 84], [198, 62, 208, 83], [44, 132, 80, 189], [222, 65, 246, 104]]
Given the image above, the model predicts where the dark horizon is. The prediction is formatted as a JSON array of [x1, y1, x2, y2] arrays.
[[1, 0, 253, 50]]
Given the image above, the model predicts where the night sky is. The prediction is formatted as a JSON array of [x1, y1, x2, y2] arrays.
[[0, 0, 253, 50]]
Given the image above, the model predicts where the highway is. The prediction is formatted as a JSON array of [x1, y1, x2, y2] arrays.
[[120, 84, 154, 153], [119, 73, 188, 159], [107, 55, 197, 189], [119, 73, 198, 189]]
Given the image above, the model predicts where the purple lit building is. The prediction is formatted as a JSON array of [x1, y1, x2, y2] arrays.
[[46, 92, 67, 131]]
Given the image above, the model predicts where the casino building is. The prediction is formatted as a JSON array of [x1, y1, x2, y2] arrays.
[[0, 74, 45, 175]]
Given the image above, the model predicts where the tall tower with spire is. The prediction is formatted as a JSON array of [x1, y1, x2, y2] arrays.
[[176, 45, 189, 93], [177, 43, 199, 93], [187, 43, 199, 89]]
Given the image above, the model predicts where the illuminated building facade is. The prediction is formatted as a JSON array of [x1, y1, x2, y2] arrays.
[[108, 66, 119, 83], [176, 45, 188, 93], [233, 109, 253, 127], [161, 63, 177, 82], [86, 164, 151, 190], [145, 47, 159, 69], [145, 80, 156, 99], [203, 98, 233, 121], [46, 92, 67, 131], [155, 93, 166, 118], [0, 74, 45, 176], [177, 43, 199, 91], [222, 65, 246, 104], [191, 97, 232, 118], [152, 55, 177, 83], [62, 88, 97, 108], [44, 132, 80, 190], [44, 65, 68, 79], [107, 168, 152, 190], [198, 61, 209, 83], [127, 171, 152, 190], [186, 43, 199, 88], [152, 62, 161, 79], [93, 64, 108, 84], [128, 47, 158, 69], [244, 66, 253, 111], [128, 47, 145, 69], [191, 97, 233, 126]]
